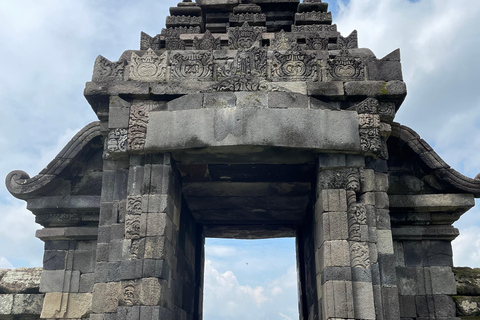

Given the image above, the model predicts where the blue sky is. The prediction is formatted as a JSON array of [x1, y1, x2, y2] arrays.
[[1, 0, 480, 319]]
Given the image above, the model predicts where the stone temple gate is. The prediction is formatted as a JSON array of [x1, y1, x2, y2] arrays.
[[5, 0, 480, 319]]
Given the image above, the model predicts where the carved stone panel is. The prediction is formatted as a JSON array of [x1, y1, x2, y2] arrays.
[[227, 22, 265, 50], [166, 15, 202, 28], [337, 30, 358, 50], [271, 50, 318, 81], [170, 51, 214, 80], [92, 56, 126, 81], [305, 35, 329, 51], [229, 13, 266, 25], [271, 30, 298, 51], [122, 281, 138, 306], [128, 101, 163, 152], [193, 30, 220, 50], [218, 47, 267, 78], [292, 24, 337, 33], [128, 49, 168, 82], [140, 32, 161, 50], [327, 49, 365, 81], [104, 129, 128, 159], [161, 26, 201, 36], [355, 97, 379, 114], [350, 242, 370, 268], [213, 75, 267, 92], [165, 36, 186, 50]]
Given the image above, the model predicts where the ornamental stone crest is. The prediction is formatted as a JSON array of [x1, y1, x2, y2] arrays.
[[92, 56, 126, 81], [165, 36, 186, 50], [337, 30, 358, 50], [140, 32, 161, 50], [271, 50, 318, 81], [305, 35, 329, 50], [170, 52, 213, 80], [193, 30, 220, 50], [227, 22, 265, 50], [128, 49, 167, 82], [327, 49, 365, 81]]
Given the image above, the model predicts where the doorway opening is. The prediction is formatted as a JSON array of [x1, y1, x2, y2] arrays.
[[203, 237, 299, 320]]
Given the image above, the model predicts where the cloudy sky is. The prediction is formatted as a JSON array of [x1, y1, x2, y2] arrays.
[[1, 0, 480, 319]]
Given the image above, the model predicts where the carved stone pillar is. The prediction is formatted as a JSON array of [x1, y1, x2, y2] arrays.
[[313, 154, 400, 320]]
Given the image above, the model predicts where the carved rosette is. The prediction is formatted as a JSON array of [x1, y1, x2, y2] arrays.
[[193, 30, 220, 50], [104, 129, 128, 159], [218, 47, 267, 79], [227, 22, 265, 50], [327, 49, 365, 81], [171, 52, 213, 80], [129, 49, 168, 82], [92, 56, 126, 81], [128, 101, 161, 152], [271, 50, 318, 81], [140, 32, 161, 50]]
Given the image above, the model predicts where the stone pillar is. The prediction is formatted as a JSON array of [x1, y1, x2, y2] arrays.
[[90, 152, 203, 320], [313, 154, 400, 320], [391, 193, 471, 320]]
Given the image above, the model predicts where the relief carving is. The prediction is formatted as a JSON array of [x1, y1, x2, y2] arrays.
[[213, 75, 268, 92], [126, 196, 142, 215], [229, 13, 266, 24], [350, 242, 370, 268], [292, 25, 337, 33], [123, 281, 138, 306], [218, 47, 267, 78], [305, 35, 329, 51], [161, 26, 201, 36], [295, 11, 332, 22], [337, 30, 358, 50], [130, 240, 140, 259], [271, 50, 318, 81], [271, 30, 298, 52], [128, 101, 161, 152], [360, 128, 382, 155], [125, 214, 142, 240], [92, 56, 126, 81], [129, 49, 167, 82], [355, 98, 379, 114], [193, 30, 220, 50], [140, 32, 161, 50], [378, 102, 396, 122], [104, 129, 128, 159], [171, 52, 213, 80], [317, 168, 359, 190], [166, 15, 202, 26], [228, 22, 265, 50], [165, 36, 186, 50], [327, 49, 365, 81]]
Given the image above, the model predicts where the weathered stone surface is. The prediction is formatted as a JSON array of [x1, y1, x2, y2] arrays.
[[11, 294, 44, 315], [454, 267, 480, 295], [0, 268, 42, 294], [41, 292, 92, 319], [145, 107, 361, 152]]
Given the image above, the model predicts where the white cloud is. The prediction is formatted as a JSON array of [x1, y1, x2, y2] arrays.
[[0, 257, 14, 269], [453, 226, 480, 267], [203, 260, 298, 320]]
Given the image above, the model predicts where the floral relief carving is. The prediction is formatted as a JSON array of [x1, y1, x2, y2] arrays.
[[193, 30, 220, 50], [271, 50, 318, 81], [350, 242, 370, 268], [327, 49, 364, 81], [128, 101, 161, 152], [129, 49, 167, 82], [104, 129, 128, 159], [228, 22, 265, 50], [171, 52, 213, 80], [92, 56, 126, 81]]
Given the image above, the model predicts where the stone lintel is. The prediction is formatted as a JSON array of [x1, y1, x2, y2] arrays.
[[391, 225, 460, 241], [389, 194, 474, 213], [26, 196, 100, 213], [145, 108, 361, 152], [36, 227, 99, 241]]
